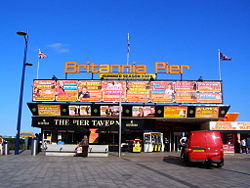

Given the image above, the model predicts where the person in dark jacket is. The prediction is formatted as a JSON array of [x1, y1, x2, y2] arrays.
[[78, 135, 89, 157]]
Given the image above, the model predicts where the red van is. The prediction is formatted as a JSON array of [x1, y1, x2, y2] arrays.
[[183, 131, 224, 167]]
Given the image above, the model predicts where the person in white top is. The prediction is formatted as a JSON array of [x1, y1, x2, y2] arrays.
[[241, 139, 247, 154], [0, 136, 3, 155], [180, 136, 188, 158]]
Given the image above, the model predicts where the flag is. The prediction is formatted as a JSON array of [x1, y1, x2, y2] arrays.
[[38, 49, 48, 59], [220, 52, 232, 61], [127, 33, 130, 53]]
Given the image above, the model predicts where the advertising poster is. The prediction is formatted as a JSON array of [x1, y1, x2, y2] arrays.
[[210, 121, 250, 131], [175, 92, 197, 103], [69, 105, 91, 116], [89, 128, 99, 144], [198, 93, 222, 103], [78, 80, 102, 102], [38, 104, 61, 116], [132, 106, 155, 117], [55, 80, 78, 101], [164, 106, 187, 118], [69, 105, 80, 116], [197, 82, 222, 92], [175, 81, 197, 92], [126, 81, 151, 102], [196, 107, 219, 118], [100, 105, 121, 116], [33, 80, 56, 101], [102, 81, 126, 102], [150, 81, 175, 103]]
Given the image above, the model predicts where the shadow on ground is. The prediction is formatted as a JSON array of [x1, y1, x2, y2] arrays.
[[163, 155, 217, 169]]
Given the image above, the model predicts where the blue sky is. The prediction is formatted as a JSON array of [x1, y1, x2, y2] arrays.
[[0, 0, 250, 136]]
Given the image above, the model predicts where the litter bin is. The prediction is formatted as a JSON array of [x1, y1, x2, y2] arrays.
[[31, 139, 38, 156], [3, 140, 8, 155]]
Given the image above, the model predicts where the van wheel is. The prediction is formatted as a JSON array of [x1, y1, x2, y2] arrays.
[[216, 160, 224, 168], [217, 162, 224, 168]]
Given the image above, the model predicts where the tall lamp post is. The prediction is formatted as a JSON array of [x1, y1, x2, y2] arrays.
[[118, 91, 122, 158], [15, 31, 31, 155]]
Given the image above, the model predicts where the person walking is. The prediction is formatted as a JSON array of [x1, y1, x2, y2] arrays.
[[79, 135, 89, 157], [246, 138, 250, 154], [241, 139, 247, 154], [0, 136, 3, 155], [179, 135, 187, 158]]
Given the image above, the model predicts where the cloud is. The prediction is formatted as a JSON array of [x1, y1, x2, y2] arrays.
[[48, 42, 69, 53]]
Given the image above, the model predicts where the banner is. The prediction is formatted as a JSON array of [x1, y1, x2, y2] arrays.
[[198, 93, 222, 103], [38, 104, 61, 116], [78, 80, 102, 102], [151, 81, 175, 103], [55, 80, 78, 101], [89, 128, 99, 143], [210, 121, 250, 131], [175, 81, 197, 92], [32, 80, 223, 104], [127, 81, 151, 102], [198, 82, 221, 92], [164, 106, 187, 118], [102, 81, 126, 102], [33, 80, 56, 101], [175, 92, 197, 103]]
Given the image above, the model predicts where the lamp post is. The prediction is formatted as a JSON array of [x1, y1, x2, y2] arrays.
[[118, 91, 122, 158], [15, 31, 29, 155]]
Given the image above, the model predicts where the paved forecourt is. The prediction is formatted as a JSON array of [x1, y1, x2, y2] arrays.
[[0, 152, 249, 188]]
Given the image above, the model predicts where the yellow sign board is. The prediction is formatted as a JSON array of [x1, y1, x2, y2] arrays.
[[99, 74, 156, 79]]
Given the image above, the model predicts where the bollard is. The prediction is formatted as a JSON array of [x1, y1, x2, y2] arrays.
[[31, 139, 38, 156], [3, 141, 8, 155]]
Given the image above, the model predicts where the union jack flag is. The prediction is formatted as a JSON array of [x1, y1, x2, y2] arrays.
[[38, 49, 48, 59], [220, 52, 232, 61]]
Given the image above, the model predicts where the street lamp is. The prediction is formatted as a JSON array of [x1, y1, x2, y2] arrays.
[[15, 31, 30, 155], [118, 91, 122, 158]]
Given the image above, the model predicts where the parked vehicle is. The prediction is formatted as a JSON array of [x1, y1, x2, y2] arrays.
[[183, 131, 224, 167]]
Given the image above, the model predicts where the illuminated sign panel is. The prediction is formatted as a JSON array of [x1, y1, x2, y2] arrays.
[[32, 80, 222, 104], [69, 105, 91, 116], [38, 104, 61, 116], [132, 106, 155, 117], [164, 106, 187, 118], [100, 105, 121, 117], [196, 107, 219, 118]]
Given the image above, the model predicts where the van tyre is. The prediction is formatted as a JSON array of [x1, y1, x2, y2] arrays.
[[216, 159, 224, 168]]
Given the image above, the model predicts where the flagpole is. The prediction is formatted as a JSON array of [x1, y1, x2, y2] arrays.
[[218, 49, 222, 80], [37, 56, 40, 79], [126, 33, 130, 66]]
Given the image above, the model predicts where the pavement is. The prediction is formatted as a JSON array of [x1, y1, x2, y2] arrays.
[[0, 151, 250, 188]]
